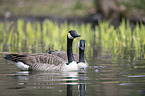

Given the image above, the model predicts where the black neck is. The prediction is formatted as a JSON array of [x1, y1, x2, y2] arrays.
[[67, 37, 74, 63], [79, 48, 85, 62]]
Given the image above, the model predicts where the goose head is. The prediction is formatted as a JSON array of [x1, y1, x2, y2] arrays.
[[78, 40, 88, 69], [67, 30, 81, 39]]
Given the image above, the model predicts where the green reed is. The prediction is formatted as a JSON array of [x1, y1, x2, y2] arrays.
[[0, 22, 3, 51], [95, 19, 145, 57], [0, 19, 145, 58]]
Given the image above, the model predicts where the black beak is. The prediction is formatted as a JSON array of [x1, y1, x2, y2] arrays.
[[73, 33, 81, 38], [69, 30, 81, 38], [74, 34, 81, 38]]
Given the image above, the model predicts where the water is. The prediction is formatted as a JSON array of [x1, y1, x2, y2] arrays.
[[0, 52, 145, 96]]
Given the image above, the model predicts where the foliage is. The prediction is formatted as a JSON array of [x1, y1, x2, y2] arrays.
[[0, 19, 145, 58]]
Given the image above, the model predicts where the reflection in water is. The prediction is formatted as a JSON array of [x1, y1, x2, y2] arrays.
[[128, 75, 145, 78], [10, 71, 61, 89], [15, 71, 72, 89], [15, 71, 29, 86], [78, 73, 86, 96], [11, 70, 87, 96], [66, 72, 87, 96], [62, 72, 78, 96], [67, 83, 73, 96]]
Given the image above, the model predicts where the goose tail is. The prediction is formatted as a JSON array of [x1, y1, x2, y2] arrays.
[[4, 55, 13, 61], [4, 54, 27, 63]]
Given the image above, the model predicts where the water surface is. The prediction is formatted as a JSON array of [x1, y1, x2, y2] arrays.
[[0, 51, 145, 96]]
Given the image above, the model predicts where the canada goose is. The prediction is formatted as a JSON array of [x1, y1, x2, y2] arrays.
[[4, 30, 81, 72], [77, 40, 88, 69]]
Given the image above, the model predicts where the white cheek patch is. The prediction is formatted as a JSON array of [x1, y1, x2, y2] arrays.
[[68, 33, 74, 39]]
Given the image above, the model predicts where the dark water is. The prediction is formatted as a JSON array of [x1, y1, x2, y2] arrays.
[[0, 51, 145, 96]]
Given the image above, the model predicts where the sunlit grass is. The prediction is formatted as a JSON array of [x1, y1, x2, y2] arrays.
[[0, 19, 145, 59], [95, 19, 145, 58]]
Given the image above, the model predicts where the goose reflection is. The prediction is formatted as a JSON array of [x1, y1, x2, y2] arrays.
[[11, 71, 78, 88], [61, 71, 78, 96], [66, 72, 87, 96], [11, 71, 62, 89], [66, 77, 74, 96], [78, 73, 87, 96], [10, 71, 87, 96]]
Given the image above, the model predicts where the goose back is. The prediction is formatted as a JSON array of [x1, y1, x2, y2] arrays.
[[48, 51, 78, 61], [48, 51, 88, 65], [26, 53, 66, 66]]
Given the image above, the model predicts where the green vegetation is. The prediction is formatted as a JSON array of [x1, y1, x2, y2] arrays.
[[96, 20, 145, 58], [0, 19, 94, 54], [0, 19, 145, 59]]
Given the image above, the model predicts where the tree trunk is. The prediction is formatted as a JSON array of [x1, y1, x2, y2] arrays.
[[95, 0, 125, 20]]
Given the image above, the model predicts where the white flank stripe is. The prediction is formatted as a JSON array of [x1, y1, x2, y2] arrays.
[[14, 62, 29, 70]]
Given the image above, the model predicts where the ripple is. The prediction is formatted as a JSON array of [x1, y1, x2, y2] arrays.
[[128, 75, 145, 78]]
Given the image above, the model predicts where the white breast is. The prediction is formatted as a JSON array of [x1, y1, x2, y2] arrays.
[[61, 61, 78, 72], [78, 62, 88, 69]]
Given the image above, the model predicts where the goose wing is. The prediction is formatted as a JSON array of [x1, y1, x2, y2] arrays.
[[4, 53, 66, 66]]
